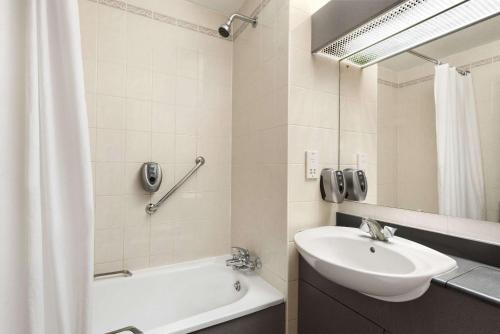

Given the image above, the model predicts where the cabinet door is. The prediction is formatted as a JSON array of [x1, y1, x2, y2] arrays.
[[299, 281, 384, 334]]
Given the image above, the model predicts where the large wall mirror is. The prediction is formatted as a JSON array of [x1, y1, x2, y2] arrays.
[[339, 14, 500, 223]]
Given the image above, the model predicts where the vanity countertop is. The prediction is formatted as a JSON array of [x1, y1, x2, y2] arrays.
[[433, 256, 500, 306]]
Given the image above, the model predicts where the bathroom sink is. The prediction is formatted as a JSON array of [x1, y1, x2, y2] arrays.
[[294, 226, 457, 302]]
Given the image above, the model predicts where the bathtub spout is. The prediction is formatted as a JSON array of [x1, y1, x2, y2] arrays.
[[226, 258, 243, 266], [226, 247, 262, 272]]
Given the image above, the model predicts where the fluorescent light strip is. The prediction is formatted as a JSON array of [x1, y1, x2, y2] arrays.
[[347, 0, 500, 67], [319, 0, 467, 59]]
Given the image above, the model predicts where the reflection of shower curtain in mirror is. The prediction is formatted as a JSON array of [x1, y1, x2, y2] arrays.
[[434, 64, 485, 220]]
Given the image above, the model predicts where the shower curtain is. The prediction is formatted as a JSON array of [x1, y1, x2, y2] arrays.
[[434, 64, 485, 220], [0, 1, 93, 333]]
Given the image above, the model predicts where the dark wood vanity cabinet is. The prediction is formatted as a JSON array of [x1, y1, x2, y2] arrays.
[[298, 257, 500, 334], [300, 281, 384, 334], [193, 303, 285, 334]]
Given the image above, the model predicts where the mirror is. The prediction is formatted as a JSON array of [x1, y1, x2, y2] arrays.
[[339, 14, 500, 223]]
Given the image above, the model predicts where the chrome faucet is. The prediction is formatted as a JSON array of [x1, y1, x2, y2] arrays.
[[360, 217, 397, 242], [226, 247, 262, 272]]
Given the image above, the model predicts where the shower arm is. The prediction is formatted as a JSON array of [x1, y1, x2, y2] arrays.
[[228, 13, 257, 26], [145, 156, 205, 215]]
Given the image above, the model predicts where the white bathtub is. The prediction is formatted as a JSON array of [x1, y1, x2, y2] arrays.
[[92, 256, 284, 334]]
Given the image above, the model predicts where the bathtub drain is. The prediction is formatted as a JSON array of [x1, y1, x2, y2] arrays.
[[234, 281, 241, 292]]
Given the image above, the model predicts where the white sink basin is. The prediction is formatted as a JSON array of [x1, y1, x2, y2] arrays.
[[294, 226, 457, 302]]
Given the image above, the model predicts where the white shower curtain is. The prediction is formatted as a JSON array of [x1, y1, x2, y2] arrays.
[[0, 1, 93, 333], [434, 64, 485, 220]]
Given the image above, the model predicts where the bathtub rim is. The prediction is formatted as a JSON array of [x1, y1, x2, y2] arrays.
[[93, 255, 285, 334]]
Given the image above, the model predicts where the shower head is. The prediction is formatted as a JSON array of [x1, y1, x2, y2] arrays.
[[218, 23, 231, 38], [218, 13, 257, 38]]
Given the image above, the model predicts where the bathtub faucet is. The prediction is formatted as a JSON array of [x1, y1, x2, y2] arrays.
[[226, 247, 262, 272]]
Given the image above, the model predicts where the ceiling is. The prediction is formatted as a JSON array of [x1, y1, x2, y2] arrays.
[[380, 14, 500, 71], [185, 0, 245, 16]]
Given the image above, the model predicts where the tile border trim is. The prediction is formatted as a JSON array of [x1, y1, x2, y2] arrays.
[[378, 54, 500, 88], [377, 78, 399, 88], [89, 0, 232, 41], [89, 0, 273, 42]]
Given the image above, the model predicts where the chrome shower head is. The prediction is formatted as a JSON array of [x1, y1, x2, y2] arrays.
[[218, 22, 231, 38], [218, 13, 257, 38]]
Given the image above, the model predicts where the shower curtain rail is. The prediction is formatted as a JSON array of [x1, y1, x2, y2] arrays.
[[145, 156, 205, 215], [408, 50, 469, 75]]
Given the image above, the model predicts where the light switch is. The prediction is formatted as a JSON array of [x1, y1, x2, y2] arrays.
[[306, 151, 319, 179]]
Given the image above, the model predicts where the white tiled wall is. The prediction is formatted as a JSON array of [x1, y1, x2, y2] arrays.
[[79, 0, 232, 273], [231, 0, 289, 297], [232, 0, 337, 332], [231, 0, 337, 331], [287, 0, 337, 332]]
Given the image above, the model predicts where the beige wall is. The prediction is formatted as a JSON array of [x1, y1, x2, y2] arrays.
[[79, 0, 233, 273], [377, 67, 398, 208], [287, 0, 338, 332], [231, 0, 289, 299], [377, 66, 439, 213], [232, 0, 337, 332]]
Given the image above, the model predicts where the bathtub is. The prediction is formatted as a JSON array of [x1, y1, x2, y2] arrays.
[[92, 256, 284, 334]]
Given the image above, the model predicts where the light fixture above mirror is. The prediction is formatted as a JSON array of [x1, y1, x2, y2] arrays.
[[313, 0, 500, 67]]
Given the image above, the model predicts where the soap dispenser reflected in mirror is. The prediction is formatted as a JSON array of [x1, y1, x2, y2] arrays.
[[343, 168, 368, 201]]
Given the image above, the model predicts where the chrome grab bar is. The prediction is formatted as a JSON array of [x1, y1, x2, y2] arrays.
[[94, 270, 132, 280], [104, 326, 143, 334], [145, 156, 205, 215]]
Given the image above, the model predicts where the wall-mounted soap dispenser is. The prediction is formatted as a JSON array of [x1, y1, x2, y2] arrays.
[[141, 162, 162, 193], [320, 169, 346, 203], [343, 168, 368, 201]]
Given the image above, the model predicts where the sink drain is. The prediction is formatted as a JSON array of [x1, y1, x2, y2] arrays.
[[234, 281, 241, 292], [370, 247, 376, 253]]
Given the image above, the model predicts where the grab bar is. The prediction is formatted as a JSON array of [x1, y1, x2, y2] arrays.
[[145, 156, 205, 214], [94, 270, 132, 280], [104, 326, 143, 334]]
